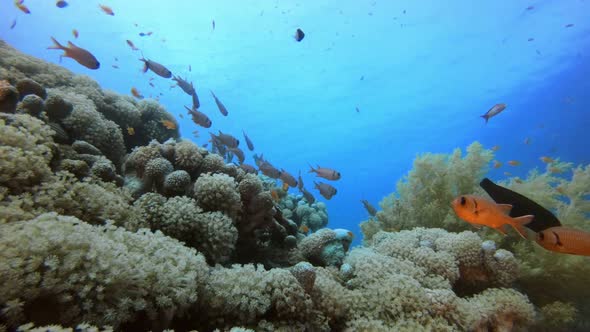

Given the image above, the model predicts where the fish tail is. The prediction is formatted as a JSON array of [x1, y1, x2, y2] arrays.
[[308, 163, 316, 173], [511, 214, 535, 239], [481, 115, 489, 123], [48, 36, 65, 50]]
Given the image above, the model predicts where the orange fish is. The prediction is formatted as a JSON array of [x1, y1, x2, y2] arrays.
[[270, 190, 280, 202], [451, 194, 534, 238], [99, 4, 114, 16], [160, 119, 176, 130], [282, 181, 289, 191], [540, 156, 554, 164], [130, 87, 144, 99], [507, 160, 521, 166], [536, 226, 590, 256], [493, 160, 502, 169], [15, 1, 30, 14], [126, 40, 139, 51], [299, 224, 309, 234], [491, 145, 500, 152], [48, 37, 100, 69], [549, 166, 564, 174], [72, 29, 79, 38], [127, 126, 135, 135]]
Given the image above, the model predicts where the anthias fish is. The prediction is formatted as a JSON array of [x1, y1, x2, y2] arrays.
[[536, 227, 590, 256], [451, 194, 533, 238], [99, 4, 114, 16], [48, 37, 100, 69], [481, 103, 506, 123]]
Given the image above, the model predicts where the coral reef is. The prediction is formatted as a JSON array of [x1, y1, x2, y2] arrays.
[[279, 192, 329, 231]]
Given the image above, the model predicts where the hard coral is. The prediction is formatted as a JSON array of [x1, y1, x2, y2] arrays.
[[0, 82, 19, 113], [193, 173, 241, 219]]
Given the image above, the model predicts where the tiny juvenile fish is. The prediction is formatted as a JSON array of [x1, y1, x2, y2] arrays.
[[491, 145, 500, 152], [536, 226, 590, 256], [565, 24, 574, 28], [481, 103, 506, 123], [172, 75, 195, 95], [309, 165, 341, 181], [140, 56, 172, 78], [127, 126, 135, 135], [280, 169, 298, 187], [210, 90, 228, 116], [282, 181, 289, 192], [99, 4, 114, 16], [243, 130, 254, 151], [72, 29, 79, 38], [112, 64, 119, 69], [126, 40, 139, 51], [48, 37, 100, 69], [507, 160, 521, 166], [212, 19, 216, 31], [540, 156, 554, 164], [15, 2, 30, 14], [184, 105, 211, 128], [56, 0, 68, 8], [130, 87, 144, 99], [314, 181, 337, 200], [451, 194, 533, 238], [294, 28, 305, 42], [160, 119, 176, 130], [361, 199, 377, 216]]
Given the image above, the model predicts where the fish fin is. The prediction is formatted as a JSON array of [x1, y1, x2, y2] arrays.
[[497, 204, 513, 215], [308, 163, 315, 173], [481, 115, 488, 123], [142, 62, 148, 73], [48, 36, 65, 50], [67, 41, 76, 48], [511, 215, 535, 239]]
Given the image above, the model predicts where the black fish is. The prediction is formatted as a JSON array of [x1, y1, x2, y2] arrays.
[[294, 28, 305, 42], [479, 178, 561, 232]]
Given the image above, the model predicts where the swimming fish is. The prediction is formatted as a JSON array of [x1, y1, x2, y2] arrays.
[[540, 156, 554, 164], [242, 130, 254, 151], [355, 106, 360, 113], [524, 137, 531, 145], [527, 38, 534, 42], [535, 227, 590, 256], [56, 0, 68, 8], [280, 169, 298, 187], [503, 172, 511, 176], [451, 194, 533, 238], [361, 199, 377, 216], [309, 165, 341, 180], [565, 24, 574, 28], [228, 147, 245, 164], [297, 171, 304, 191], [493, 160, 502, 169], [99, 4, 114, 16], [10, 19, 16, 29], [479, 178, 561, 232], [294, 28, 305, 42], [72, 29, 79, 39], [282, 181, 289, 192], [216, 131, 239, 148], [191, 91, 201, 109], [299, 224, 309, 234], [258, 160, 282, 179], [212, 20, 215, 31], [210, 90, 228, 116], [160, 119, 176, 130], [172, 75, 195, 95], [481, 103, 506, 123], [184, 105, 211, 128], [491, 145, 500, 152], [314, 181, 337, 200], [112, 64, 119, 69], [48, 37, 100, 69], [126, 40, 139, 51], [149, 82, 155, 87], [188, 65, 192, 72], [140, 56, 172, 78], [507, 160, 521, 166], [15, 2, 30, 14], [301, 187, 315, 204], [127, 126, 135, 135], [139, 32, 153, 37], [130, 87, 144, 99], [240, 164, 258, 174]]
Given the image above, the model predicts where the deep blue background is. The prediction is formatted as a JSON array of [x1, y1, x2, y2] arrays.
[[2, 0, 588, 245]]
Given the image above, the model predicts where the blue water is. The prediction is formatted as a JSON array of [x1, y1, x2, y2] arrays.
[[2, 0, 589, 245]]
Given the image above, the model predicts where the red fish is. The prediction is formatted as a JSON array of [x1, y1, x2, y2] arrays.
[[99, 4, 114, 16], [536, 227, 590, 256], [48, 37, 100, 69]]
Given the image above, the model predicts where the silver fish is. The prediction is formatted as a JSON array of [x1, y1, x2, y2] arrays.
[[309, 164, 341, 181], [243, 130, 254, 151], [210, 90, 228, 116], [481, 103, 506, 123]]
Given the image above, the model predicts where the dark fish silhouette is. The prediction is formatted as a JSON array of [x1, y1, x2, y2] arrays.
[[479, 178, 561, 232], [294, 28, 305, 42]]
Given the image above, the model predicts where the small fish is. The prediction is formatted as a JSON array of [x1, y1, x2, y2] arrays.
[[149, 82, 154, 87], [178, 113, 184, 119], [210, 90, 229, 116], [493, 160, 502, 169], [212, 19, 215, 31], [15, 3, 30, 14], [112, 64, 119, 69], [191, 91, 201, 109], [314, 181, 337, 200], [514, 178, 523, 184], [282, 181, 289, 192], [228, 147, 245, 164], [309, 165, 341, 180], [140, 56, 172, 78], [540, 156, 554, 164], [192, 130, 199, 138], [48, 37, 100, 69], [126, 40, 139, 51], [214, 131, 238, 148], [139, 32, 153, 37], [481, 103, 506, 123], [301, 187, 315, 204], [172, 75, 195, 95], [188, 65, 192, 72], [549, 166, 564, 174], [360, 75, 364, 80], [99, 4, 114, 16], [240, 164, 258, 174], [525, 5, 534, 11], [536, 227, 590, 256], [258, 160, 282, 179], [536, 49, 541, 55], [72, 29, 79, 39], [130, 87, 144, 99], [355, 106, 360, 113], [127, 126, 135, 135], [491, 145, 500, 152], [160, 119, 176, 130], [527, 37, 534, 42], [242, 130, 254, 151], [10, 19, 16, 29], [507, 160, 521, 166], [294, 28, 305, 42], [56, 0, 68, 8], [565, 24, 574, 28], [280, 169, 298, 187], [299, 224, 309, 234], [271, 190, 280, 202], [451, 195, 533, 238], [504, 172, 512, 176], [184, 105, 212, 128], [297, 171, 304, 191], [114, 57, 118, 61], [361, 199, 377, 216], [524, 137, 531, 145]]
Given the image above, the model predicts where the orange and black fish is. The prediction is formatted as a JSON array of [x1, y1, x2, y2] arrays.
[[15, 1, 30, 14], [451, 194, 533, 238], [48, 37, 100, 69], [536, 227, 590, 256], [99, 4, 114, 16], [481, 103, 506, 123]]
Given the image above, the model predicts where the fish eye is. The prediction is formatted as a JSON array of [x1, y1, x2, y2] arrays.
[[460, 196, 466, 205]]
